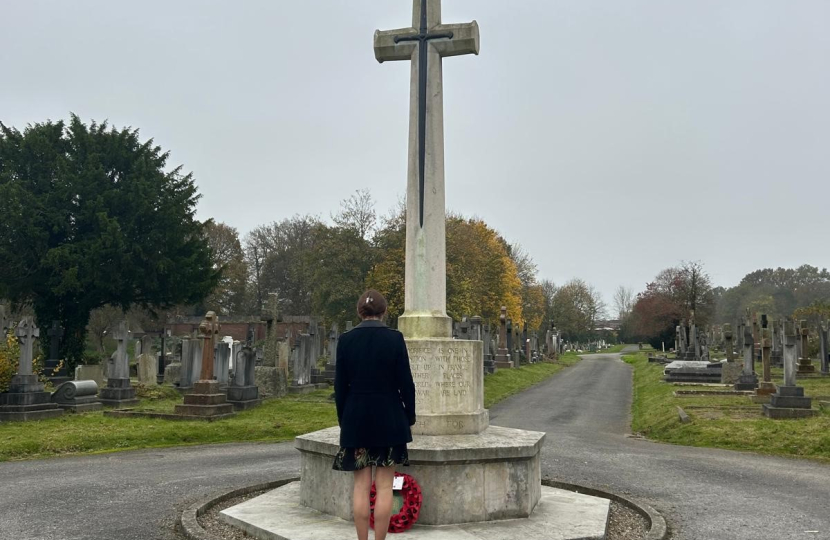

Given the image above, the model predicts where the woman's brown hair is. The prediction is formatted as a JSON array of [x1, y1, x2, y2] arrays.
[[357, 289, 388, 319]]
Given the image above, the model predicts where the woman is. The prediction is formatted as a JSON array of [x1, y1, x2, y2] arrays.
[[333, 290, 416, 540]]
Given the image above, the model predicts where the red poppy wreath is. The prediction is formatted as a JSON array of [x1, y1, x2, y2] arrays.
[[369, 473, 423, 533]]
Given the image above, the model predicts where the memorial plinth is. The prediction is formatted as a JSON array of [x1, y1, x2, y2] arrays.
[[296, 425, 543, 525]]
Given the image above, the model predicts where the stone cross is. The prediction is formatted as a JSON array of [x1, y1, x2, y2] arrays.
[[198, 312, 221, 381], [760, 326, 772, 384], [328, 323, 339, 366], [111, 321, 132, 380], [47, 320, 64, 361], [14, 317, 40, 376], [498, 307, 507, 350], [798, 320, 809, 361], [374, 0, 479, 338], [783, 320, 798, 387], [742, 323, 755, 377], [723, 323, 734, 362]]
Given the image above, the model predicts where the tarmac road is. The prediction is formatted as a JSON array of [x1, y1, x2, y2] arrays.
[[1, 347, 828, 539], [490, 346, 830, 540]]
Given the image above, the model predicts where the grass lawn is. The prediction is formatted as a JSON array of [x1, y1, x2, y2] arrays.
[[0, 354, 583, 462], [624, 352, 830, 461]]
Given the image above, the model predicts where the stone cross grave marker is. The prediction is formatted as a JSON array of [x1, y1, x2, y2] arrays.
[[198, 311, 220, 381], [110, 321, 131, 380], [15, 317, 40, 376], [797, 320, 815, 374], [374, 0, 479, 338], [723, 323, 734, 362], [47, 320, 63, 362], [783, 320, 798, 388], [735, 322, 758, 391]]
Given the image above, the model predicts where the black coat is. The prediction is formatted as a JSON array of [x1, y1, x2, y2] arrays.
[[334, 320, 416, 448]]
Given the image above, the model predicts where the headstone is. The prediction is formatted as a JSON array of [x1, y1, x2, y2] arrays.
[[179, 338, 203, 389], [137, 354, 158, 386], [755, 324, 776, 398], [763, 320, 815, 418], [98, 321, 139, 408], [75, 364, 105, 387], [51, 380, 102, 412], [323, 323, 339, 382], [214, 341, 231, 388], [43, 320, 68, 379], [494, 306, 512, 369], [734, 323, 759, 391], [771, 318, 783, 367], [819, 320, 829, 375], [227, 343, 261, 410], [796, 320, 816, 374], [174, 312, 235, 419], [289, 333, 316, 392], [720, 323, 742, 384], [0, 317, 64, 421]]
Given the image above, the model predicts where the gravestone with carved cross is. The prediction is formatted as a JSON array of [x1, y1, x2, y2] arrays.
[[763, 320, 815, 418], [174, 312, 235, 419], [98, 321, 140, 408], [42, 320, 69, 380], [0, 317, 64, 421]]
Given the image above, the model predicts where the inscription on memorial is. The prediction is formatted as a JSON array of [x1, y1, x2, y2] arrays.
[[408, 345, 476, 413]]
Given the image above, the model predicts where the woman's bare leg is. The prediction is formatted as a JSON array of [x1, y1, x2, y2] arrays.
[[353, 467, 373, 540], [372, 466, 396, 540]]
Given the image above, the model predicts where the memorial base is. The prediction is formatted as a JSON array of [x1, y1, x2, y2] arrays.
[[734, 372, 759, 391], [98, 378, 140, 408], [288, 384, 326, 395], [174, 380, 235, 419], [0, 375, 64, 421], [755, 382, 777, 397], [227, 385, 262, 411], [720, 362, 743, 384], [295, 426, 545, 526], [797, 360, 816, 374], [762, 386, 816, 419], [220, 481, 610, 540]]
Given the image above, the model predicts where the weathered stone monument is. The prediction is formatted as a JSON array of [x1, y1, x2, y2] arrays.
[[754, 320, 777, 401], [720, 323, 742, 384], [178, 337, 202, 390], [763, 320, 815, 419], [227, 342, 261, 411], [323, 323, 338, 382], [494, 306, 513, 369], [292, 0, 547, 525], [214, 341, 231, 389], [42, 320, 70, 383], [51, 380, 102, 412], [796, 320, 816, 374], [173, 312, 235, 420], [819, 320, 829, 376], [98, 321, 140, 408], [0, 317, 64, 421], [220, 4, 611, 537], [734, 322, 759, 391]]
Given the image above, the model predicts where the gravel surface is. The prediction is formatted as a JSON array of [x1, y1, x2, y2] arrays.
[[199, 488, 650, 540]]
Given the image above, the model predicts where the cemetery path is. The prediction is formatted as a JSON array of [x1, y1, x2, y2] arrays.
[[490, 349, 830, 540], [0, 441, 299, 540], [2, 349, 828, 540]]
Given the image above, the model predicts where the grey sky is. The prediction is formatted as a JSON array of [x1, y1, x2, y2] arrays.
[[3, 0, 829, 311]]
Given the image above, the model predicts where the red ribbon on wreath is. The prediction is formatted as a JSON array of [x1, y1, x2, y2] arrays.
[[369, 473, 422, 533]]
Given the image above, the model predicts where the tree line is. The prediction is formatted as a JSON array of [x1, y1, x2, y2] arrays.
[[617, 262, 830, 349], [0, 116, 607, 365]]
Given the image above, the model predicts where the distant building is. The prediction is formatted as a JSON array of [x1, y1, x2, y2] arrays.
[[594, 319, 621, 332]]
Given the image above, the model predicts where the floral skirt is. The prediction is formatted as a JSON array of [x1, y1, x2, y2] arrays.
[[332, 445, 410, 472]]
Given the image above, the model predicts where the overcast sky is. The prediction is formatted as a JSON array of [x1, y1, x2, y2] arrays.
[[3, 0, 829, 313]]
